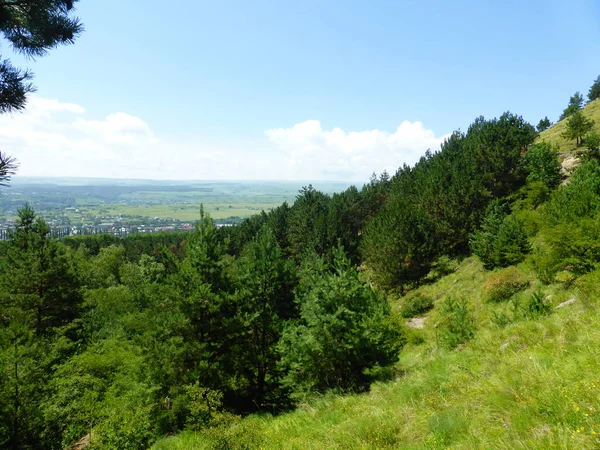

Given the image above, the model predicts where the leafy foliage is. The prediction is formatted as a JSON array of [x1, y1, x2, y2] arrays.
[[470, 201, 531, 269], [520, 142, 562, 188]]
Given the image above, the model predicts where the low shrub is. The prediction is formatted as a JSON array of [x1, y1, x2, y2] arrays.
[[399, 293, 434, 318], [515, 290, 552, 319], [437, 297, 475, 349], [483, 267, 529, 302]]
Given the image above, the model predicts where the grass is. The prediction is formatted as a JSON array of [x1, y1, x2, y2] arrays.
[[153, 257, 600, 449], [538, 98, 600, 158]]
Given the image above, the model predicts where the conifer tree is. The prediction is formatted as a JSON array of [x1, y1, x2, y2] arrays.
[[0, 0, 83, 184], [588, 75, 600, 103]]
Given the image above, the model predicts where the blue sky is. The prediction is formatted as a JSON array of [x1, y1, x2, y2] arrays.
[[2, 0, 600, 181]]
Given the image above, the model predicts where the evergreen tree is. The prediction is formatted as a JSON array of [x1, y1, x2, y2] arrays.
[[588, 75, 600, 103], [229, 227, 296, 410], [559, 92, 584, 121], [0, 0, 83, 184], [562, 110, 595, 146], [536, 116, 552, 132], [279, 245, 402, 397]]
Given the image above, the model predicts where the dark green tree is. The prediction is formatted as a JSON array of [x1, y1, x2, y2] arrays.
[[561, 110, 595, 146], [520, 142, 562, 188], [536, 117, 552, 132], [559, 92, 584, 121], [588, 75, 600, 102], [279, 245, 402, 397], [229, 227, 296, 411], [470, 201, 530, 269], [287, 185, 330, 258]]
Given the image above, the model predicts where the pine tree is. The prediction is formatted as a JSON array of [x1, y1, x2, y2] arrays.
[[559, 92, 584, 121], [536, 116, 552, 132], [0, 0, 83, 184], [588, 75, 600, 103], [562, 111, 595, 146]]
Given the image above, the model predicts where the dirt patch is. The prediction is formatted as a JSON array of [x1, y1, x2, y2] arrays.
[[406, 317, 426, 329]]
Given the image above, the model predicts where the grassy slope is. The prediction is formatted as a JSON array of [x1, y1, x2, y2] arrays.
[[538, 98, 600, 158], [153, 257, 600, 449]]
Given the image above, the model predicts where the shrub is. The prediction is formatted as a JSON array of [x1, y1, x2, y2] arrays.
[[521, 290, 552, 319], [491, 310, 513, 328], [533, 219, 600, 280], [437, 297, 475, 349], [483, 267, 529, 302], [183, 384, 229, 431], [525, 181, 551, 209], [399, 293, 434, 318]]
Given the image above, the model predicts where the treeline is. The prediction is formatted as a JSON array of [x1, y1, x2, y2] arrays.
[[4, 107, 600, 448]]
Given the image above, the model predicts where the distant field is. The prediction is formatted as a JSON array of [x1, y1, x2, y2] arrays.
[[0, 179, 353, 221], [74, 201, 292, 221]]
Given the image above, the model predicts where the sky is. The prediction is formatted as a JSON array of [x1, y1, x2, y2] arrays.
[[1, 0, 599, 182]]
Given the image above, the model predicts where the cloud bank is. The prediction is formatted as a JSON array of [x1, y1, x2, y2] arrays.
[[0, 96, 449, 181], [265, 120, 449, 180]]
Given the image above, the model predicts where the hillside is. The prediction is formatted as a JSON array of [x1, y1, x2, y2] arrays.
[[153, 256, 600, 449], [538, 98, 600, 158]]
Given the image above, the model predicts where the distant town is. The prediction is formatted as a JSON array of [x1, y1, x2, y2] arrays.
[[0, 209, 235, 240]]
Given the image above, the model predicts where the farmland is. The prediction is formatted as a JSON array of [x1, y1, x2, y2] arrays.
[[0, 177, 353, 227]]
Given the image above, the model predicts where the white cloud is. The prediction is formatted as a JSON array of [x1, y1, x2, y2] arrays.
[[265, 120, 450, 180], [0, 96, 449, 181], [73, 113, 157, 146]]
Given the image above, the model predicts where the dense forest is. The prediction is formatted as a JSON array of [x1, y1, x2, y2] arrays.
[[3, 79, 600, 447]]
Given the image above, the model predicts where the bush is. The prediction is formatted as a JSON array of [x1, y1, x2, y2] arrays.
[[533, 219, 600, 281], [514, 290, 551, 319], [483, 267, 529, 302], [437, 297, 475, 349], [399, 293, 434, 318]]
